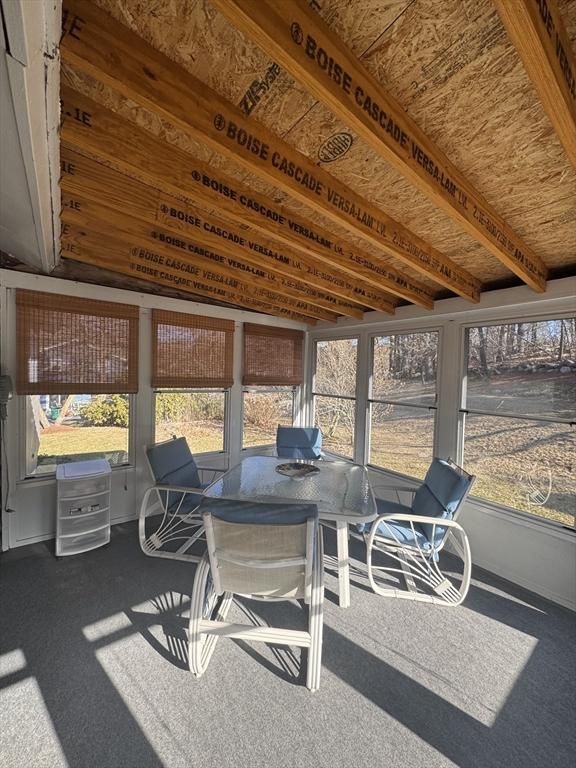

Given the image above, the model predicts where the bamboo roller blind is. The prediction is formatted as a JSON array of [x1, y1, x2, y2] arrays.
[[152, 310, 235, 389], [243, 324, 304, 386], [16, 290, 139, 394]]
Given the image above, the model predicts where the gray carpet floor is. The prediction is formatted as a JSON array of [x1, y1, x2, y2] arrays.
[[1, 521, 574, 768]]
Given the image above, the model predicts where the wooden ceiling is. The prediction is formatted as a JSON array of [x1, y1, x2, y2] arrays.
[[58, 0, 576, 324]]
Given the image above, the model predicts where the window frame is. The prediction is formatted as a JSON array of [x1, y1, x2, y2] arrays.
[[153, 387, 230, 455], [19, 392, 137, 480], [311, 335, 360, 461], [366, 329, 440, 477], [458, 312, 575, 526], [241, 385, 298, 450]]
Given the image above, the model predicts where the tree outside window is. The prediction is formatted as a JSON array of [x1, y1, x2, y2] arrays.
[[313, 338, 357, 459], [369, 331, 438, 479]]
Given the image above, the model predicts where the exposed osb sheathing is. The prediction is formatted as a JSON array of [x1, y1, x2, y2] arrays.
[[62, 0, 576, 299]]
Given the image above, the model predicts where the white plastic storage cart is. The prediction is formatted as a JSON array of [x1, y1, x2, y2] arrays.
[[56, 459, 112, 556]]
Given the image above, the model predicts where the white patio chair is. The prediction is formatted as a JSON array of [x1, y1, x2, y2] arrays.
[[189, 499, 324, 691], [139, 436, 225, 563], [362, 458, 475, 606]]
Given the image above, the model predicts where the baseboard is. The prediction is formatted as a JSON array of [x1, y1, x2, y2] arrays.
[[473, 555, 576, 612]]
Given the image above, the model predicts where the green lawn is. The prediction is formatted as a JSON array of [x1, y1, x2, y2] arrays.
[[37, 425, 129, 471], [155, 420, 224, 454]]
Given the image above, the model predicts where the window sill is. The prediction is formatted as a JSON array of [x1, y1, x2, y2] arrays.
[[18, 463, 134, 484], [366, 463, 422, 485], [466, 493, 575, 539]]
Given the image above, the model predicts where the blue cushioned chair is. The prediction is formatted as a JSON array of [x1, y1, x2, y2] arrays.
[[189, 499, 324, 691], [139, 437, 225, 562], [276, 426, 323, 460], [364, 458, 475, 606]]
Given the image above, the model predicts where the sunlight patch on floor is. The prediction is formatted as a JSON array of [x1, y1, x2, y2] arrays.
[[1, 677, 67, 768]]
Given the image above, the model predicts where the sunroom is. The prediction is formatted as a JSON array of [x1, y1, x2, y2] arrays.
[[0, 1, 575, 767]]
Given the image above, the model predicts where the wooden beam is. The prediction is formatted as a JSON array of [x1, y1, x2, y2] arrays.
[[59, 96, 431, 308], [61, 190, 365, 319], [60, 0, 480, 301], [60, 148, 395, 315], [60, 197, 346, 321], [211, 0, 549, 293], [492, 0, 576, 168], [61, 225, 320, 325]]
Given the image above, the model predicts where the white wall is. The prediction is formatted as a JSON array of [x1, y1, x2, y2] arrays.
[[310, 277, 576, 611], [0, 269, 307, 551]]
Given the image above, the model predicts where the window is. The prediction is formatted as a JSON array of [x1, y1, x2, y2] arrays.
[[16, 290, 139, 476], [155, 390, 226, 453], [463, 318, 575, 526], [368, 331, 438, 479], [151, 310, 235, 455], [25, 394, 130, 476], [242, 387, 296, 448], [241, 324, 303, 449], [313, 338, 357, 459]]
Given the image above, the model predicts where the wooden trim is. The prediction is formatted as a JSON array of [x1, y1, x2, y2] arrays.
[[493, 0, 576, 169], [59, 91, 432, 309], [60, 148, 394, 315], [211, 0, 549, 293], [61, 194, 363, 319], [60, 224, 321, 325], [60, 0, 480, 301]]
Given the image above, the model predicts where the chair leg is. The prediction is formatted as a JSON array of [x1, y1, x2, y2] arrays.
[[306, 533, 324, 691], [189, 555, 233, 677], [335, 520, 351, 608], [139, 502, 204, 563]]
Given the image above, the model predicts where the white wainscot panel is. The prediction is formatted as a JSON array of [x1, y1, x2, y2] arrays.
[[13, 468, 137, 546]]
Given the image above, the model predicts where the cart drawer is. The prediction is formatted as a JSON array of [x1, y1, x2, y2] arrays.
[[56, 526, 110, 556], [58, 475, 111, 498], [59, 492, 110, 517], [59, 509, 109, 536]]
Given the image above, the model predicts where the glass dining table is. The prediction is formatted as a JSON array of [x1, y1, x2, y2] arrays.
[[203, 456, 377, 607]]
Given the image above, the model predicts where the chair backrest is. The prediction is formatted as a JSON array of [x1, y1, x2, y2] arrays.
[[276, 426, 322, 460], [201, 498, 319, 600], [146, 436, 201, 489], [411, 458, 475, 546]]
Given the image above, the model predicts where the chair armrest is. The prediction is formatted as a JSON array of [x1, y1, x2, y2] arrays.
[[372, 484, 417, 494], [154, 484, 206, 495], [373, 512, 465, 530], [371, 484, 417, 505]]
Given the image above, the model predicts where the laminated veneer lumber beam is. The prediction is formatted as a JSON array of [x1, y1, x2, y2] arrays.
[[492, 0, 576, 169], [60, 148, 395, 315], [60, 0, 480, 301], [60, 88, 425, 309], [212, 0, 549, 292], [61, 224, 322, 324]]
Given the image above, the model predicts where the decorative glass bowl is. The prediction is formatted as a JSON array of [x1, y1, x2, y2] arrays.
[[275, 462, 320, 479]]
